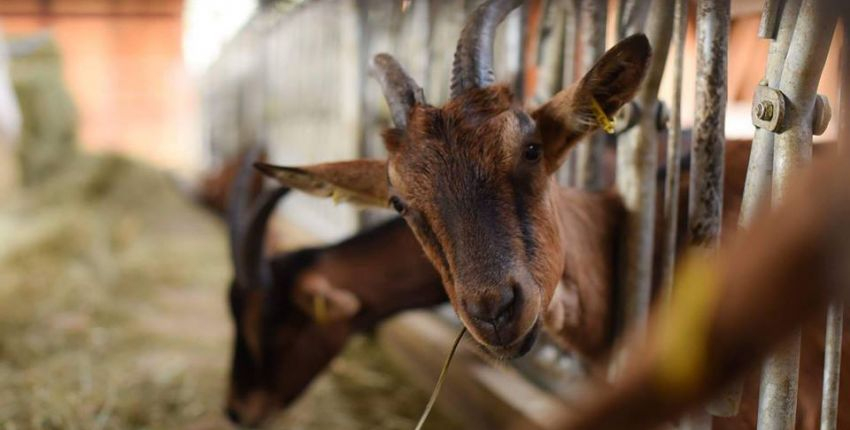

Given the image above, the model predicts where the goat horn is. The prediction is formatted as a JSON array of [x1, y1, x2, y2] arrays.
[[450, 0, 523, 99], [237, 186, 289, 290], [227, 144, 266, 280], [371, 53, 425, 129]]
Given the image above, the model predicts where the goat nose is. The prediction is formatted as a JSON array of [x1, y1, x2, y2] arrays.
[[466, 286, 516, 325]]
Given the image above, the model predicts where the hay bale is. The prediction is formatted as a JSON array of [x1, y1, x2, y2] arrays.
[[8, 32, 78, 186]]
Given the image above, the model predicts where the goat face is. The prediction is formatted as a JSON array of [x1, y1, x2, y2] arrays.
[[225, 254, 351, 427], [256, 1, 649, 359], [382, 91, 557, 358]]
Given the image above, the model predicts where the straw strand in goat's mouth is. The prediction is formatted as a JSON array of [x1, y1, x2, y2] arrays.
[[414, 327, 466, 430]]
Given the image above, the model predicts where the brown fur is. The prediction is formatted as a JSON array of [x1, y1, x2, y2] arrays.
[[195, 149, 266, 217], [226, 217, 445, 426]]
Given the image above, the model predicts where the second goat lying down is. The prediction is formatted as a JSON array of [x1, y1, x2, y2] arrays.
[[224, 147, 445, 426], [255, 0, 848, 428]]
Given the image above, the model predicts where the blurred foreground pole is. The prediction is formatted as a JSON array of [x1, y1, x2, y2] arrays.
[[551, 154, 850, 430], [757, 1, 837, 429], [614, 0, 673, 340], [689, 0, 729, 422], [573, 0, 607, 191], [819, 16, 849, 430]]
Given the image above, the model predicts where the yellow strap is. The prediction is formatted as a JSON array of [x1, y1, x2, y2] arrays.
[[590, 97, 615, 134], [313, 294, 328, 325], [652, 252, 719, 396]]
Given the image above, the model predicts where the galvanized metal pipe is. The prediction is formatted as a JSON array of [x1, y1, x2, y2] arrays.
[[758, 0, 783, 39], [820, 302, 843, 430], [757, 2, 838, 429], [820, 21, 849, 430], [738, 0, 800, 228], [615, 0, 673, 333], [660, 0, 688, 304], [573, 0, 607, 191], [721, 0, 800, 418], [615, 0, 651, 40], [688, 0, 728, 249], [687, 1, 730, 421], [558, 0, 580, 186]]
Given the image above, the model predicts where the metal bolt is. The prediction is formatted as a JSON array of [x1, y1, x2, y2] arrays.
[[755, 101, 774, 121], [812, 94, 831, 136]]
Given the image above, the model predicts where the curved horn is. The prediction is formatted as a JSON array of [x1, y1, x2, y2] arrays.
[[237, 186, 289, 290], [226, 143, 289, 290], [450, 0, 523, 99], [371, 53, 425, 129], [227, 144, 266, 276]]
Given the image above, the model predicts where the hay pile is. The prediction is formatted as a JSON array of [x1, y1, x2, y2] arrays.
[[0, 154, 458, 429]]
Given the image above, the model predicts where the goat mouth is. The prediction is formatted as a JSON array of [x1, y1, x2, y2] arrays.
[[483, 320, 540, 360]]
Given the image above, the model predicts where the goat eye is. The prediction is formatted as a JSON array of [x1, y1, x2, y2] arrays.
[[389, 196, 407, 214], [523, 144, 542, 162]]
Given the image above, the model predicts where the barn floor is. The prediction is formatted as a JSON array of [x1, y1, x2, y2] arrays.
[[0, 154, 460, 430]]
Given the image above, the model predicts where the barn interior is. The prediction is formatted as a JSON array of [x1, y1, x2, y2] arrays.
[[0, 1, 847, 429]]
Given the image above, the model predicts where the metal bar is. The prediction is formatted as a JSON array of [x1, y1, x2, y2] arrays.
[[688, 0, 728, 248], [718, 0, 801, 419], [660, 0, 688, 304], [616, 0, 651, 40], [557, 0, 580, 186], [609, 2, 672, 381], [688, 1, 730, 421], [757, 1, 838, 429], [574, 0, 607, 191], [839, 6, 850, 147], [660, 3, 713, 427], [739, 0, 801, 231], [614, 0, 674, 336], [820, 302, 843, 430], [758, 0, 783, 39], [820, 21, 850, 430]]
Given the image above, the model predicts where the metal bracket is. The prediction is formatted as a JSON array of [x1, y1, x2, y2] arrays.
[[614, 100, 641, 134], [612, 100, 669, 134], [751, 82, 786, 132]]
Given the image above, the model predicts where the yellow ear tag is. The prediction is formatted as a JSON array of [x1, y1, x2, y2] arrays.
[[313, 294, 328, 325], [330, 189, 344, 205], [590, 97, 615, 134]]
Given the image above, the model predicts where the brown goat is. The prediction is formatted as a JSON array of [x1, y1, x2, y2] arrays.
[[223, 146, 445, 426], [256, 0, 650, 362]]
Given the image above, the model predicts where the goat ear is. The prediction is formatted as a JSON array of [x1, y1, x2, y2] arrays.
[[532, 34, 651, 172], [254, 160, 389, 208], [293, 272, 361, 323]]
